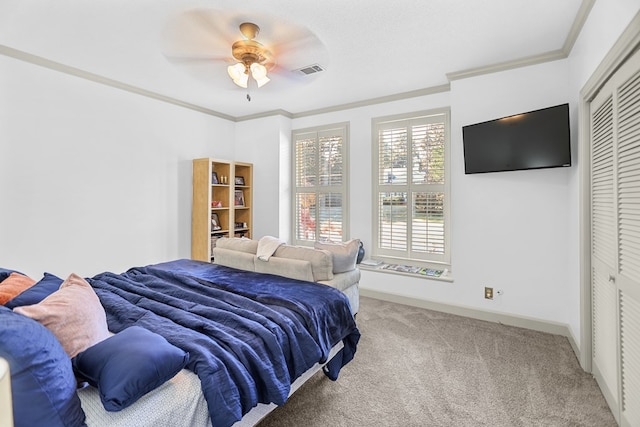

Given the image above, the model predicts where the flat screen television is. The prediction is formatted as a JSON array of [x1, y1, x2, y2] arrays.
[[462, 103, 571, 174]]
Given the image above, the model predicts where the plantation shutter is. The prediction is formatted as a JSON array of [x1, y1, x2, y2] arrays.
[[295, 133, 318, 241], [373, 110, 449, 267], [293, 124, 348, 245]]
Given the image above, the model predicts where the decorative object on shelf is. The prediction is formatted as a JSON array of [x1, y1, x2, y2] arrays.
[[211, 213, 221, 231], [210, 234, 224, 254], [356, 241, 365, 264], [211, 172, 219, 184], [234, 190, 245, 206], [211, 201, 223, 208], [235, 176, 245, 186]]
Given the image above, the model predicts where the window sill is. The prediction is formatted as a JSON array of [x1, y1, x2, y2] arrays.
[[358, 263, 453, 283]]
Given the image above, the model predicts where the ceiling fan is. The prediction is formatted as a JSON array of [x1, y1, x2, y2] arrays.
[[226, 22, 274, 89], [162, 9, 329, 99]]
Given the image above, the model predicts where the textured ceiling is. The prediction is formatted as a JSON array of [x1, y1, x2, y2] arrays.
[[0, 0, 587, 119]]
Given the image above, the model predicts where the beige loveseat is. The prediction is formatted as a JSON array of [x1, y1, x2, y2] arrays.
[[212, 237, 360, 314]]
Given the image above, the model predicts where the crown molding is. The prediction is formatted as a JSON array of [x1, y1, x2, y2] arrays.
[[234, 109, 294, 122], [563, 0, 596, 55], [291, 84, 451, 120], [0, 44, 235, 122], [233, 84, 451, 122], [446, 49, 567, 82]]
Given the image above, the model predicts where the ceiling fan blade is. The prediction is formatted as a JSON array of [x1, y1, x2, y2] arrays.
[[264, 24, 329, 73], [268, 30, 317, 54], [164, 54, 234, 66], [162, 9, 236, 59]]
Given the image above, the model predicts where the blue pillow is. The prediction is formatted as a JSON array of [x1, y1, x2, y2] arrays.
[[5, 273, 63, 309], [72, 326, 189, 412], [0, 306, 86, 427], [0, 268, 21, 283]]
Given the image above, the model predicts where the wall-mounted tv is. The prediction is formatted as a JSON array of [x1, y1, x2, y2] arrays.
[[462, 103, 571, 174]]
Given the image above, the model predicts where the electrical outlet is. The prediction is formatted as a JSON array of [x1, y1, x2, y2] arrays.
[[484, 287, 494, 299]]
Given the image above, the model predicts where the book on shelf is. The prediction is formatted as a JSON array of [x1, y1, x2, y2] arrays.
[[382, 264, 421, 273], [417, 268, 444, 277], [378, 263, 444, 277], [210, 234, 225, 252]]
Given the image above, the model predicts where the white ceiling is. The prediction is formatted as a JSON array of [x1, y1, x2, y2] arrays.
[[0, 0, 588, 120]]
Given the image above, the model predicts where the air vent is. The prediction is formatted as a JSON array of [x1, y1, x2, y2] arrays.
[[296, 64, 325, 75]]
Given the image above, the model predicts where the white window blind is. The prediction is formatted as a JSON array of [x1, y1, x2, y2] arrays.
[[292, 123, 348, 245], [372, 109, 450, 267]]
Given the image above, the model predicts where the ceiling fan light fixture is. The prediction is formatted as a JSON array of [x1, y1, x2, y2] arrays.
[[227, 62, 248, 88], [250, 62, 270, 88], [226, 23, 274, 92]]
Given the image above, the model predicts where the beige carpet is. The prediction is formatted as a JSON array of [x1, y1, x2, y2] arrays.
[[257, 296, 616, 427]]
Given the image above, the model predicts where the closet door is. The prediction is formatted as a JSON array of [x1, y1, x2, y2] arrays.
[[591, 79, 619, 417], [591, 47, 640, 427]]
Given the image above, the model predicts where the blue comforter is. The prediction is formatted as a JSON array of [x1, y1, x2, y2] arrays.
[[88, 259, 360, 427]]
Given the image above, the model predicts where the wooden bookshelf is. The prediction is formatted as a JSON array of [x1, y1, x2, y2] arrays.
[[191, 158, 253, 261]]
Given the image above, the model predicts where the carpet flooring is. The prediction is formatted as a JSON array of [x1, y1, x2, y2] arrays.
[[257, 296, 616, 427]]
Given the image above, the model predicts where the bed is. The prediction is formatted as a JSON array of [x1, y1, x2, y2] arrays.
[[0, 259, 360, 427]]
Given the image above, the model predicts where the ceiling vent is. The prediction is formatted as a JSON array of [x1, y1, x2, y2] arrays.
[[295, 64, 325, 76]]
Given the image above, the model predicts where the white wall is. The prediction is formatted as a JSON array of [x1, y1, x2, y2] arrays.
[[450, 60, 572, 323], [0, 55, 234, 278], [235, 115, 291, 239], [569, 0, 639, 87]]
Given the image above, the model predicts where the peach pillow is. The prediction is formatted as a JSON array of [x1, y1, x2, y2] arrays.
[[0, 272, 36, 305], [14, 273, 110, 358]]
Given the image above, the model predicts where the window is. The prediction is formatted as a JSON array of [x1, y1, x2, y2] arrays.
[[292, 123, 349, 245], [372, 109, 450, 268]]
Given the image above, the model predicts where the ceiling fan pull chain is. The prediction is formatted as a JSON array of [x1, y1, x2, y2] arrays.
[[246, 71, 257, 101]]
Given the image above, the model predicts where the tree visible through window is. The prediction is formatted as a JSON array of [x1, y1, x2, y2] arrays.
[[373, 110, 450, 267], [292, 123, 348, 245]]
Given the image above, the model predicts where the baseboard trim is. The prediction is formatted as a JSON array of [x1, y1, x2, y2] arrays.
[[360, 288, 581, 362]]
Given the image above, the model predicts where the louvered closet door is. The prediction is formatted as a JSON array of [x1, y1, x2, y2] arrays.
[[591, 84, 619, 415], [591, 47, 640, 427]]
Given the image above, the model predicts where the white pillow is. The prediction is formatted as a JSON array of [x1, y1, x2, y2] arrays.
[[314, 239, 360, 273]]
